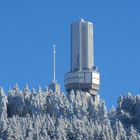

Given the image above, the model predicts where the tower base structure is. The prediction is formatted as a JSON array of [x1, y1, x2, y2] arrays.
[[49, 82, 61, 93], [64, 70, 100, 95]]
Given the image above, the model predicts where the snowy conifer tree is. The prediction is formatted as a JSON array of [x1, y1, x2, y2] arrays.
[[0, 87, 8, 140]]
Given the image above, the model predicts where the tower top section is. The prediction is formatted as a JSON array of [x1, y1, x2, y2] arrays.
[[71, 19, 94, 72], [80, 18, 85, 22], [73, 19, 93, 25]]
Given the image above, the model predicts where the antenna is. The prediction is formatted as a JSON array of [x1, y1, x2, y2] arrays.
[[49, 44, 61, 93], [53, 44, 56, 83]]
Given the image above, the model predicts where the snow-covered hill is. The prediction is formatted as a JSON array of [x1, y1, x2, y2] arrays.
[[0, 85, 140, 140]]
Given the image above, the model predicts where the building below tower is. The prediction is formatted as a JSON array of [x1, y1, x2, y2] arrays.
[[49, 81, 60, 93]]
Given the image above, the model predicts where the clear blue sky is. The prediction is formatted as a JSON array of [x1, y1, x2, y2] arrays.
[[0, 0, 140, 108]]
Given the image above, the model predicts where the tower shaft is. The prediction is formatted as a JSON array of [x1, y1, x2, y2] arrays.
[[71, 19, 94, 71]]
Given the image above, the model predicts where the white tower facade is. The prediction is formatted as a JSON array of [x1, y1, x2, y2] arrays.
[[71, 19, 94, 71], [65, 19, 100, 95]]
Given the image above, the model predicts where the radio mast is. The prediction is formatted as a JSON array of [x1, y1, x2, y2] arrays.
[[48, 44, 61, 93], [53, 44, 56, 82]]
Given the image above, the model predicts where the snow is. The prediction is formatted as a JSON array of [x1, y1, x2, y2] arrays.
[[0, 86, 140, 139]]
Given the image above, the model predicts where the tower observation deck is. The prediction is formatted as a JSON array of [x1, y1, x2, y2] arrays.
[[64, 19, 100, 95]]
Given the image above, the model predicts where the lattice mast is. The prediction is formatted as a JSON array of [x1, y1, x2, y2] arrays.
[[48, 44, 61, 93], [53, 44, 56, 83]]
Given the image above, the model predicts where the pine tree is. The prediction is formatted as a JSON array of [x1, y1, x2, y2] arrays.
[[0, 87, 8, 140]]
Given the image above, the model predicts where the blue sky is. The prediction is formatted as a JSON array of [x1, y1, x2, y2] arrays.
[[0, 0, 140, 109]]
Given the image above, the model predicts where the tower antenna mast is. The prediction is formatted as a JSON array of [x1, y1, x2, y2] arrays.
[[48, 44, 60, 93], [53, 44, 56, 83]]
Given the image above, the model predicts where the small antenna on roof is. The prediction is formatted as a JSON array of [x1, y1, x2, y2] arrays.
[[80, 18, 85, 22], [53, 44, 56, 83]]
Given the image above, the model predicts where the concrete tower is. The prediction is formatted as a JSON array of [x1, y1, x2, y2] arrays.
[[65, 19, 100, 95], [71, 19, 94, 71]]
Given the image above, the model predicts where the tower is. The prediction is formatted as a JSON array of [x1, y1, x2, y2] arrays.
[[64, 19, 100, 95], [49, 45, 61, 93]]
